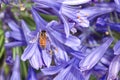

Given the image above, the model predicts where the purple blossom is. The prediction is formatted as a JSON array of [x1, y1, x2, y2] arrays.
[[21, 20, 44, 70], [2, 0, 120, 79], [21, 8, 81, 69], [33, 0, 114, 37]]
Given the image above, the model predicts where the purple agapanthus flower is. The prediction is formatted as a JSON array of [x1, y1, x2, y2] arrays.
[[20, 20, 44, 70], [10, 55, 20, 80], [32, 0, 115, 37], [21, 8, 82, 69], [31, 7, 81, 53], [60, 3, 114, 26], [59, 3, 114, 37]]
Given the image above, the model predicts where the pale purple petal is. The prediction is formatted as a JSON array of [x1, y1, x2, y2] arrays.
[[41, 64, 66, 75], [79, 38, 113, 71], [113, 40, 120, 55], [29, 46, 43, 69], [54, 47, 69, 63], [21, 43, 37, 61], [48, 26, 81, 48], [21, 20, 31, 42], [31, 8, 47, 30], [114, 0, 120, 5], [5, 42, 26, 47], [59, 13, 70, 37], [10, 55, 20, 80], [61, 0, 90, 5], [54, 65, 72, 80], [29, 46, 43, 70], [8, 21, 21, 32], [29, 55, 40, 70], [107, 55, 120, 80], [42, 50, 52, 67], [5, 31, 24, 41]]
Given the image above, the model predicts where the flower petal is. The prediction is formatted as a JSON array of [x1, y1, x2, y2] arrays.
[[10, 55, 20, 80], [53, 65, 72, 80], [113, 40, 120, 55], [54, 47, 69, 63], [21, 20, 31, 42], [107, 55, 120, 80], [8, 20, 21, 32], [42, 50, 52, 67], [5, 42, 26, 47], [64, 66, 85, 80], [48, 26, 81, 48], [61, 0, 90, 5], [5, 31, 24, 41], [21, 43, 37, 61], [31, 7, 47, 30], [114, 0, 120, 5], [79, 38, 113, 71], [59, 13, 70, 37], [41, 64, 66, 75], [27, 67, 37, 80], [29, 46, 43, 69], [29, 55, 40, 70]]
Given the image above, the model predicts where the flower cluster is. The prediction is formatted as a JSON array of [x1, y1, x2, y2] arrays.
[[0, 0, 120, 80]]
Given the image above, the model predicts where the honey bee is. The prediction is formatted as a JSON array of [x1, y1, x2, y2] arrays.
[[39, 30, 47, 49]]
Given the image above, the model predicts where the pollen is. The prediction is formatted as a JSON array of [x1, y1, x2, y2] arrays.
[[105, 31, 109, 35], [19, 4, 25, 11]]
